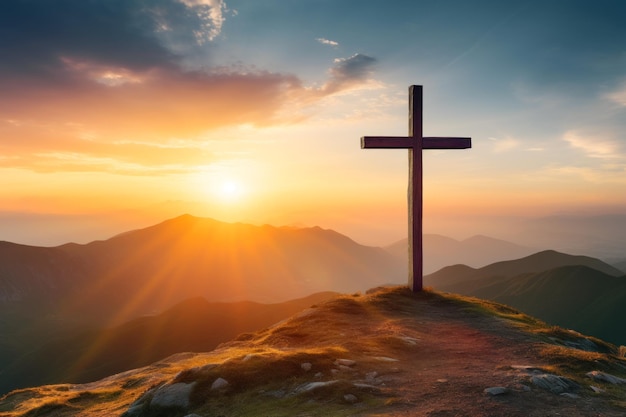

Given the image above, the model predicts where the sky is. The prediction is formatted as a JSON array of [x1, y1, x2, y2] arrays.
[[1, 0, 625, 247]]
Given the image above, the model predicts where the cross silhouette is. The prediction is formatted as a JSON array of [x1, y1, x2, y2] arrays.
[[361, 85, 471, 291]]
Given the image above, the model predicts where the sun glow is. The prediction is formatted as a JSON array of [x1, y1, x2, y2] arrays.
[[217, 179, 245, 202]]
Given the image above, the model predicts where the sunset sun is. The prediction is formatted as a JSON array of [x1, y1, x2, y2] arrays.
[[216, 179, 246, 202]]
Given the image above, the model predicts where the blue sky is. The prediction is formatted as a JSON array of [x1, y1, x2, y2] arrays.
[[0, 0, 625, 246]]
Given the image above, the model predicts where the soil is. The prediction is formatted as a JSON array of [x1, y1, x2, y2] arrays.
[[269, 287, 626, 417]]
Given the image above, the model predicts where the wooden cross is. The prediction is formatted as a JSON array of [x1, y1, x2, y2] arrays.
[[361, 85, 471, 291]]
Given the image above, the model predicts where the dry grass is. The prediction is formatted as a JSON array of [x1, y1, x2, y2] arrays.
[[4, 286, 626, 416]]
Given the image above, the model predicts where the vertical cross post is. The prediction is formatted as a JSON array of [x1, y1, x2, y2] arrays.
[[361, 85, 471, 291], [408, 85, 423, 292]]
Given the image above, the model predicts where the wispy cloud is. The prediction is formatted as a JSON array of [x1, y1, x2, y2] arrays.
[[316, 38, 339, 47], [489, 136, 520, 153], [604, 81, 626, 106], [562, 130, 621, 159]]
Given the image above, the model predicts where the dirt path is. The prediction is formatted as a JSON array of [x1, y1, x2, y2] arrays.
[[277, 287, 626, 416]]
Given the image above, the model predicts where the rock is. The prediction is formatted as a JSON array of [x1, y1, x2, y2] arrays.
[[586, 371, 626, 384], [366, 371, 378, 380], [619, 346, 626, 358], [590, 385, 605, 393], [560, 393, 580, 399], [531, 374, 579, 394], [564, 339, 600, 352], [294, 380, 338, 394], [344, 393, 358, 403], [372, 356, 399, 362], [399, 336, 420, 345], [335, 359, 356, 367], [484, 387, 508, 396], [151, 382, 196, 408], [184, 414, 203, 417], [123, 402, 144, 417], [301, 362, 312, 371], [211, 377, 229, 390]]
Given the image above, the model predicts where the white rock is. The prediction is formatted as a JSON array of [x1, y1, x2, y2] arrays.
[[343, 393, 358, 403], [295, 380, 338, 393], [372, 356, 399, 362], [400, 336, 420, 345], [301, 362, 312, 371], [586, 371, 626, 384], [531, 374, 579, 394], [211, 377, 229, 390], [335, 359, 356, 367], [590, 385, 605, 393]]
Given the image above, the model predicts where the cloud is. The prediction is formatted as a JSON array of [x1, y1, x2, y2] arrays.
[[0, 0, 229, 81], [0, 2, 381, 174], [174, 0, 228, 44], [322, 54, 378, 94], [489, 136, 520, 153], [316, 38, 339, 47], [562, 130, 621, 159], [604, 81, 626, 106]]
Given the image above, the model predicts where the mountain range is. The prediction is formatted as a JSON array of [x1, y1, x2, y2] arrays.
[[2, 214, 626, 399], [425, 250, 626, 345], [0, 214, 403, 324]]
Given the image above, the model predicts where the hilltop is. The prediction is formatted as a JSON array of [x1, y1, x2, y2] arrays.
[[2, 286, 625, 417]]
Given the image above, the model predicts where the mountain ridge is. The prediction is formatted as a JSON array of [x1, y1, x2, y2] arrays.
[[426, 253, 626, 345], [0, 214, 403, 322], [426, 249, 623, 291]]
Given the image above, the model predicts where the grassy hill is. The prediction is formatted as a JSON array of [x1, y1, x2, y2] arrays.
[[1, 287, 625, 417], [425, 251, 626, 346]]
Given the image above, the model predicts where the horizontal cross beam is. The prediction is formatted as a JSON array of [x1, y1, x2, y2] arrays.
[[361, 137, 471, 149]]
